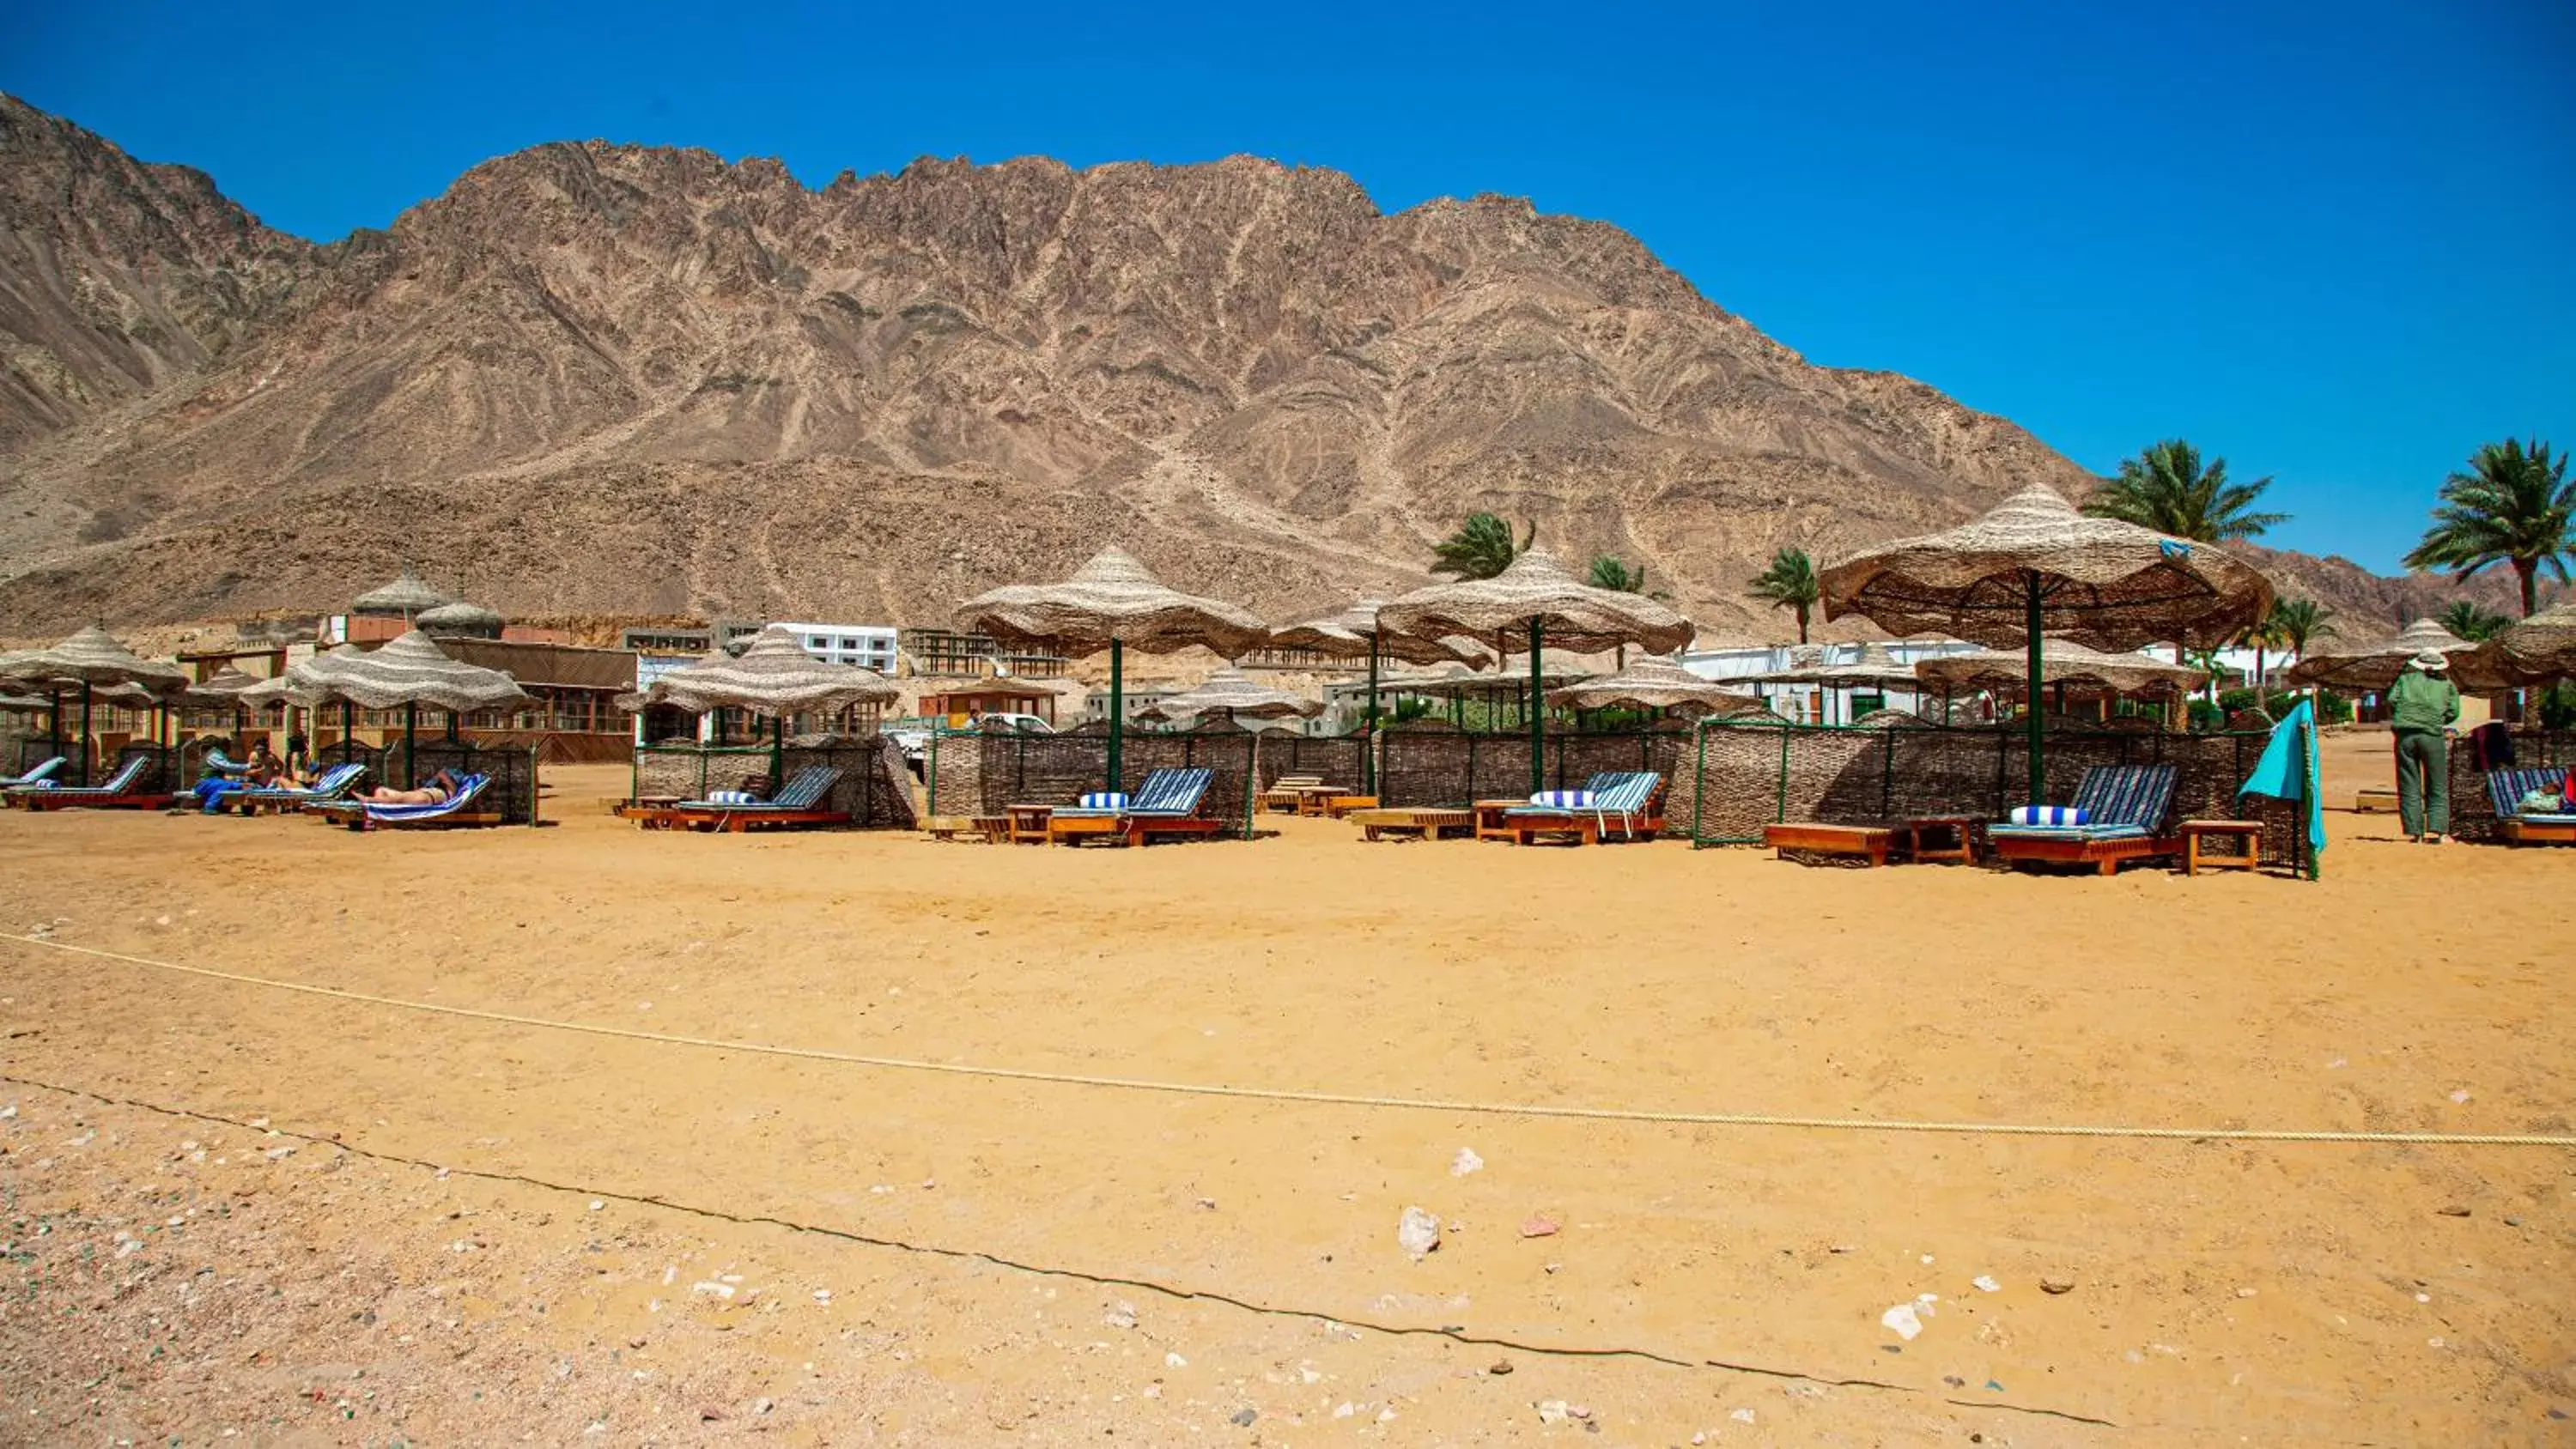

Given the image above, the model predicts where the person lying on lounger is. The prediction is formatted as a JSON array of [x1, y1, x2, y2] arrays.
[[364, 769, 459, 806]]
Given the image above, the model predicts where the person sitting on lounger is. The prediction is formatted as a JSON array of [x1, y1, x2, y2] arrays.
[[244, 743, 285, 785], [364, 769, 458, 807]]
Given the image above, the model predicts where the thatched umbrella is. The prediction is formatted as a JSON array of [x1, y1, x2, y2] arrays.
[[417, 600, 506, 640], [0, 627, 191, 785], [1820, 485, 2274, 803], [285, 630, 530, 786], [621, 626, 898, 779], [2465, 600, 2576, 688], [1136, 667, 1323, 728], [955, 546, 1267, 790], [1272, 600, 1490, 789], [1548, 654, 1764, 717], [184, 663, 278, 745], [349, 568, 453, 620], [1377, 549, 1694, 794], [1916, 639, 2202, 704], [2287, 617, 2489, 691]]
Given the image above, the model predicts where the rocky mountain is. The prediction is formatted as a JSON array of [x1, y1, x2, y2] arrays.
[[0, 94, 2506, 641]]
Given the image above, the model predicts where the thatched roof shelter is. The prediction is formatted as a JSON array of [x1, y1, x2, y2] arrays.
[[1820, 486, 2274, 652], [2465, 600, 2576, 687], [1136, 668, 1322, 724], [351, 568, 453, 618], [287, 631, 532, 713], [1916, 640, 2202, 700], [2286, 617, 2492, 690], [1270, 600, 1489, 667], [954, 546, 1267, 658], [1548, 654, 1764, 716], [622, 627, 896, 718]]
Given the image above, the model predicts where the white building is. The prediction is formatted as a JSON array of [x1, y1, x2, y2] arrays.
[[775, 621, 899, 676]]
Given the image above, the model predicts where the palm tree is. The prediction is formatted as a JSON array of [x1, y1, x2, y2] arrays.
[[2083, 439, 2288, 542], [2268, 597, 2335, 659], [1431, 513, 1533, 581], [1747, 547, 1820, 645], [2402, 438, 2573, 617], [1587, 555, 1644, 593], [2435, 599, 2511, 642]]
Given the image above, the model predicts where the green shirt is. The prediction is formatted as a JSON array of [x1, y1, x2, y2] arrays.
[[2387, 668, 2459, 734]]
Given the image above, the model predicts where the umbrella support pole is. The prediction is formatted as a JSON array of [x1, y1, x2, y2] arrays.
[[1363, 632, 1379, 793], [1527, 618, 1544, 797], [79, 682, 93, 789], [2024, 571, 2044, 806], [48, 688, 63, 763], [1107, 639, 1124, 792], [770, 715, 785, 787], [404, 701, 418, 789]]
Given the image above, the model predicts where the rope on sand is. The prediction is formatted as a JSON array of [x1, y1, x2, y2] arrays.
[[7, 932, 2572, 1149]]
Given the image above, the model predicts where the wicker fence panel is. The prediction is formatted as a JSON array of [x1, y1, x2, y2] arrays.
[[410, 741, 541, 825], [970, 730, 1258, 832], [1376, 728, 1693, 828], [629, 738, 916, 828], [1691, 720, 2310, 868], [2446, 728, 2576, 843], [1254, 733, 1370, 791]]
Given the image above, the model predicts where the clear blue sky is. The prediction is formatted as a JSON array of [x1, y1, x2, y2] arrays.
[[6, 0, 2570, 573]]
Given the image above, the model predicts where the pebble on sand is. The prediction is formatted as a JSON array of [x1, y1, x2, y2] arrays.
[[2039, 1276, 2076, 1294], [1398, 1207, 1441, 1259]]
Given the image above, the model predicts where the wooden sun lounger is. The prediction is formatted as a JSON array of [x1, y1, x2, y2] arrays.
[[1349, 808, 1473, 840], [1504, 772, 1667, 845], [1988, 765, 2180, 876], [637, 766, 847, 833], [13, 758, 170, 811], [2487, 767, 2576, 846]]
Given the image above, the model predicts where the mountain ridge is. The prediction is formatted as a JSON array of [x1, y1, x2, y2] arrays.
[[0, 94, 2510, 642]]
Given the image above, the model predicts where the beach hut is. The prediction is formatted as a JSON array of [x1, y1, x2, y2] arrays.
[[1820, 485, 2274, 804], [284, 630, 532, 786], [1135, 668, 1323, 728], [1378, 549, 1693, 796], [1547, 653, 1764, 718], [622, 625, 897, 779], [0, 627, 192, 785], [955, 547, 1267, 791]]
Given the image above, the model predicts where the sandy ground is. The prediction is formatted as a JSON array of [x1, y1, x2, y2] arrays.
[[1, 743, 2570, 1447]]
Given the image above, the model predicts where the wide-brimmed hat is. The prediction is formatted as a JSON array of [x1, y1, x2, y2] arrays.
[[2410, 651, 2449, 672]]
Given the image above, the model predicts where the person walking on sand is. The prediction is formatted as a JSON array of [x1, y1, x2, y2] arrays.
[[2388, 650, 2461, 843]]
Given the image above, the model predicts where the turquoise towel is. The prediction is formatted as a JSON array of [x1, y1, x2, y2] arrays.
[[2237, 699, 2324, 876]]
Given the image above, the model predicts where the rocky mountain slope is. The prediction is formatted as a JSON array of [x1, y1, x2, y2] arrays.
[[0, 94, 2506, 641]]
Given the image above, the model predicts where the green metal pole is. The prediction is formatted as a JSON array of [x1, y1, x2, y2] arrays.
[[769, 713, 784, 785], [2024, 569, 2044, 806], [342, 700, 353, 764], [1364, 629, 1380, 793], [79, 682, 93, 787], [1527, 617, 1544, 796], [48, 688, 63, 761], [1107, 638, 1124, 791], [1691, 717, 1708, 847], [404, 700, 418, 788]]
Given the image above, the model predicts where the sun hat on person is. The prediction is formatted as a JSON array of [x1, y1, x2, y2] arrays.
[[2410, 651, 2449, 672]]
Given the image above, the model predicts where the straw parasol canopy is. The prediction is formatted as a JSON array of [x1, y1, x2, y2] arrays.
[[1820, 485, 2275, 803], [623, 626, 898, 718], [283, 631, 531, 787], [956, 545, 1268, 789], [1136, 667, 1323, 725], [1741, 642, 1923, 690], [1269, 600, 1489, 667], [350, 568, 453, 618], [417, 600, 505, 639], [1916, 640, 2202, 700], [1382, 661, 1591, 700], [2285, 617, 2488, 690], [1820, 486, 2275, 652], [1549, 654, 1764, 716], [0, 692, 46, 712], [1377, 548, 1694, 794], [2465, 599, 2576, 687], [0, 625, 191, 697]]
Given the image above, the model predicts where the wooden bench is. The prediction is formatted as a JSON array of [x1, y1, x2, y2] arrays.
[[2180, 819, 2263, 875], [1348, 808, 1473, 841], [1763, 822, 1899, 866], [1005, 803, 1054, 845], [1321, 793, 1378, 818]]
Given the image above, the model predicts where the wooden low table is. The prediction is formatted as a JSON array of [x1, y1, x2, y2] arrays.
[[923, 815, 1009, 842], [1898, 815, 1979, 865], [2353, 785, 2398, 814], [1048, 812, 1127, 846], [1321, 794, 1377, 818], [1764, 822, 1899, 866], [1348, 808, 1473, 841], [1472, 799, 1525, 841], [2180, 819, 2262, 875], [1005, 803, 1054, 845], [1295, 786, 1352, 818]]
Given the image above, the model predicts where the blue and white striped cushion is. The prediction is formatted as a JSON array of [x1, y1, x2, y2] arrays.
[[2008, 804, 2089, 827], [706, 789, 760, 804], [1078, 791, 1129, 809], [1528, 789, 1595, 809], [1128, 767, 1213, 814]]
